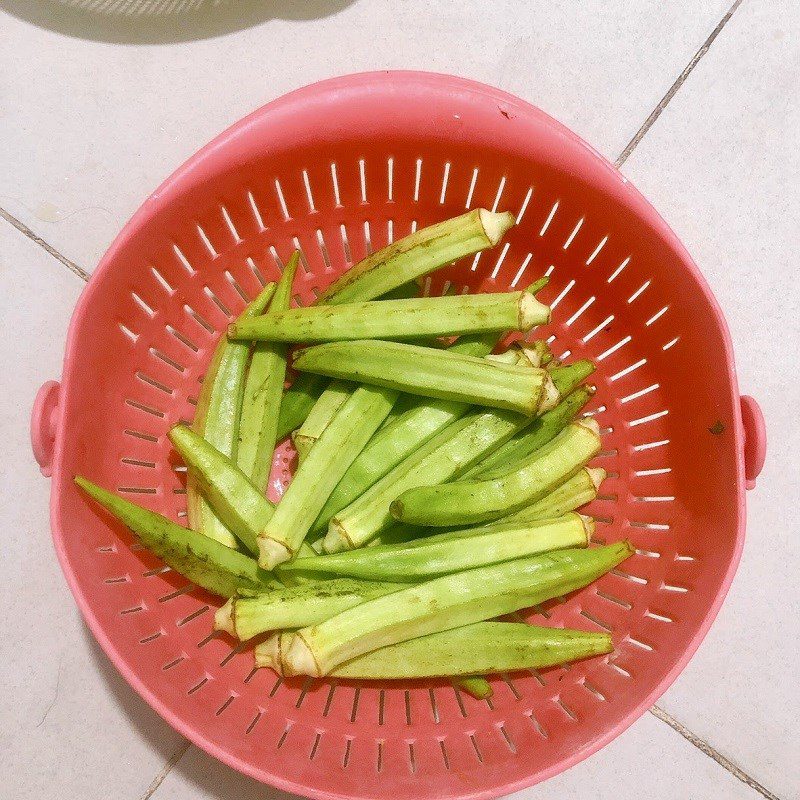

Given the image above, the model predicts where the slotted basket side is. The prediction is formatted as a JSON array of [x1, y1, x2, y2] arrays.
[[39, 73, 754, 800]]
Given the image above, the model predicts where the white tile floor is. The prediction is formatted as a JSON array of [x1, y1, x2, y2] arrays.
[[1, 2, 796, 798]]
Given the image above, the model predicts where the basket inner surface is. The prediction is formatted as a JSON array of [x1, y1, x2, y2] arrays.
[[52, 105, 741, 799]]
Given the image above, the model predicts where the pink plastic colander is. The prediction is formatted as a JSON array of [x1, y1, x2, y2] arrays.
[[31, 72, 766, 800]]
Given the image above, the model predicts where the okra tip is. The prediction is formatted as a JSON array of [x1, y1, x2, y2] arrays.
[[577, 417, 601, 436], [537, 373, 560, 414], [323, 520, 352, 554], [283, 633, 321, 677], [257, 536, 293, 570], [586, 467, 607, 491], [579, 513, 595, 543], [388, 498, 404, 521], [480, 209, 516, 245], [519, 292, 552, 330], [214, 599, 236, 636], [254, 633, 282, 671]]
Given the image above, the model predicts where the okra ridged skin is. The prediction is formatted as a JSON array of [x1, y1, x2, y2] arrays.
[[169, 424, 273, 556], [257, 385, 398, 569], [497, 467, 605, 524], [391, 419, 603, 527], [292, 380, 352, 462], [319, 209, 515, 305], [216, 578, 404, 641], [312, 396, 469, 533], [275, 373, 327, 441], [325, 407, 534, 552], [311, 330, 515, 533], [75, 477, 275, 598], [280, 514, 590, 582], [283, 541, 634, 676], [328, 622, 613, 679], [272, 216, 519, 439], [293, 340, 551, 416], [189, 280, 277, 548], [237, 253, 299, 492], [463, 385, 594, 480], [229, 291, 550, 343]]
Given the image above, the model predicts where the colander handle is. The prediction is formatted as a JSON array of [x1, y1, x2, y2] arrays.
[[31, 380, 61, 478], [740, 395, 766, 490]]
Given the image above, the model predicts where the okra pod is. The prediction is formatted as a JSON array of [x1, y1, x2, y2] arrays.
[[275, 373, 328, 441], [75, 477, 276, 597], [325, 407, 535, 552], [282, 541, 633, 676], [189, 281, 277, 548], [271, 280, 425, 442], [311, 334, 513, 533], [328, 623, 613, 679], [273, 219, 519, 437], [237, 252, 300, 491], [457, 677, 493, 699], [214, 578, 403, 640], [258, 385, 398, 569], [229, 291, 550, 343], [319, 209, 515, 305], [391, 419, 602, 527], [292, 380, 352, 462], [310, 282, 549, 533], [293, 340, 556, 416], [462, 384, 594, 480], [280, 514, 591, 582], [169, 424, 273, 555], [497, 467, 605, 524]]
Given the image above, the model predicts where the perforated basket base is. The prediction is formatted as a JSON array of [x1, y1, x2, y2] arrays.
[[46, 73, 746, 800]]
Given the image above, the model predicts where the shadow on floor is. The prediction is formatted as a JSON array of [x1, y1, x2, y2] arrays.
[[1, 0, 357, 44]]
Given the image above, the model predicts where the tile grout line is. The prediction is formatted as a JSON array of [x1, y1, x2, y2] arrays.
[[614, 0, 744, 168], [0, 205, 90, 281], [138, 739, 192, 800], [649, 706, 782, 800]]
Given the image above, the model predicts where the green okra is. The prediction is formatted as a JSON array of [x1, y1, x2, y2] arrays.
[[292, 380, 352, 462], [312, 336, 512, 533], [229, 291, 550, 343], [271, 281, 426, 442], [327, 623, 613, 679], [169, 424, 274, 556], [214, 578, 403, 641], [369, 467, 605, 548], [280, 514, 591, 583], [237, 252, 300, 492], [310, 286, 551, 533], [462, 384, 594, 480], [272, 220, 521, 438], [189, 281, 277, 548], [319, 209, 515, 305], [74, 477, 276, 597], [257, 385, 398, 569], [497, 467, 605, 524], [293, 340, 557, 416], [485, 349, 524, 365], [391, 419, 602, 527], [549, 359, 595, 393], [456, 677, 493, 699], [275, 373, 328, 441], [375, 280, 422, 301], [282, 541, 634, 676], [324, 407, 536, 553]]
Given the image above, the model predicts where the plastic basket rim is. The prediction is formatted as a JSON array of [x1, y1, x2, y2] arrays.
[[47, 70, 746, 800]]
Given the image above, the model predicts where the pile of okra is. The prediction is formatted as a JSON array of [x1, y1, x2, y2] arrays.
[[78, 208, 632, 697]]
